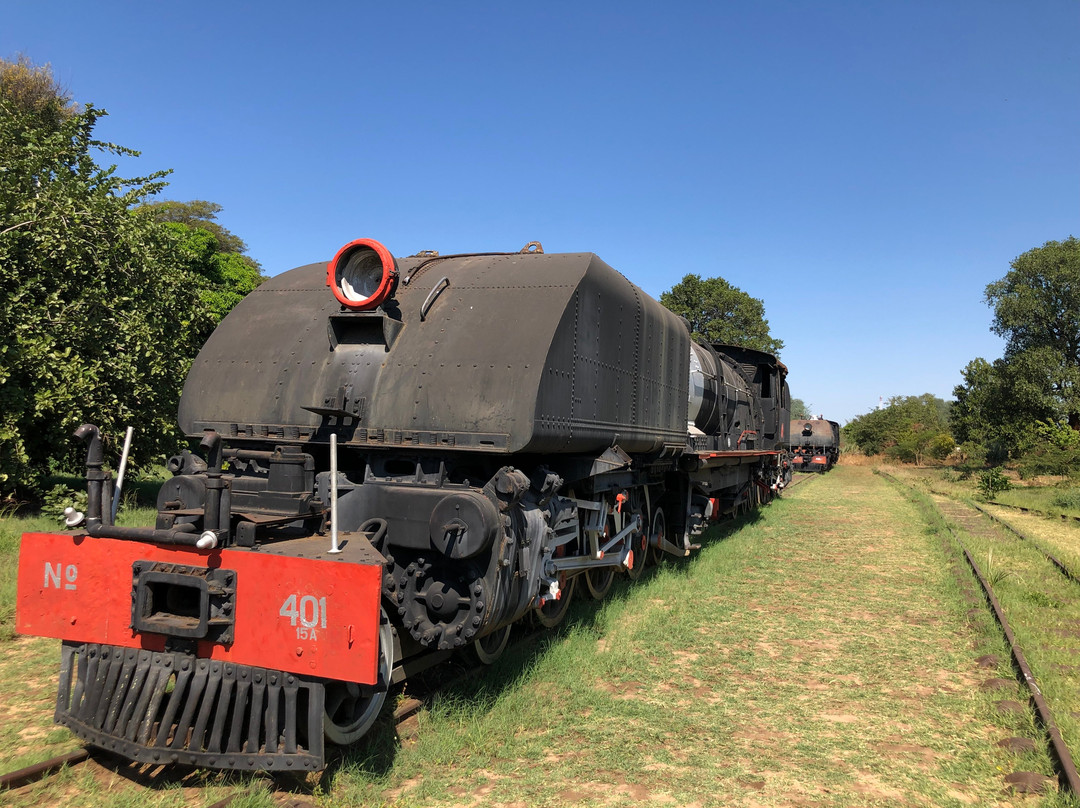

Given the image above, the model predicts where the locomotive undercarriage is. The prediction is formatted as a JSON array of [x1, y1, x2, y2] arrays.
[[43, 428, 782, 770]]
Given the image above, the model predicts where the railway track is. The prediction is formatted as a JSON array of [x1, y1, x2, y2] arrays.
[[0, 663, 471, 805], [0, 749, 89, 790], [987, 499, 1080, 526], [0, 746, 253, 805], [879, 469, 1080, 796], [783, 470, 819, 491], [0, 606, 582, 805], [965, 500, 1080, 586]]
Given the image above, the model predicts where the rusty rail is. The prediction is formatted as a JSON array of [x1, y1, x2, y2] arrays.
[[967, 501, 1079, 585], [987, 500, 1080, 526], [959, 543, 1080, 794], [0, 749, 89, 790]]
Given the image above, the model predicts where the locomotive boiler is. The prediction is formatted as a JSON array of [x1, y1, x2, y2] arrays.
[[17, 239, 790, 771]]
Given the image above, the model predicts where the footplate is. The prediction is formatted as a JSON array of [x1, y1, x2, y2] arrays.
[[56, 642, 326, 770]]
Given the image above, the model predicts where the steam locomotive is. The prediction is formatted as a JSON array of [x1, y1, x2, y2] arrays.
[[789, 418, 840, 472], [17, 239, 790, 771]]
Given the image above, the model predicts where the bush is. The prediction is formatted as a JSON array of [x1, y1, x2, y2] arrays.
[[39, 484, 88, 524], [1050, 489, 1080, 511], [1017, 445, 1080, 480], [978, 468, 1011, 499], [928, 433, 956, 461]]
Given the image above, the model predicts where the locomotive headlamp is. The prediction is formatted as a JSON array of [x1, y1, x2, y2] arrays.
[[327, 238, 397, 310]]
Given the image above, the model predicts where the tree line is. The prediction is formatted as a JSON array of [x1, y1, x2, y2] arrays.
[[1, 56, 263, 497], [843, 236, 1080, 473]]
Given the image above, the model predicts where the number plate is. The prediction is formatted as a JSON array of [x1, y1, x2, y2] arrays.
[[16, 533, 381, 684]]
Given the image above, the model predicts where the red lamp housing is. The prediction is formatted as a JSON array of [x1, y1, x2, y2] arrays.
[[327, 238, 397, 310]]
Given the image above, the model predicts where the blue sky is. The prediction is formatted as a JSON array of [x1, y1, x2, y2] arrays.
[[4, 1, 1077, 423]]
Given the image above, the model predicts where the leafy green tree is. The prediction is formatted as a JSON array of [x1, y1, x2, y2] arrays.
[[843, 394, 951, 459], [164, 223, 263, 342], [1016, 420, 1080, 479], [889, 428, 954, 466], [143, 201, 265, 346], [660, 274, 784, 355], [952, 353, 1058, 459], [927, 433, 956, 461], [0, 58, 261, 496], [985, 237, 1080, 428], [144, 200, 260, 266], [790, 397, 812, 419]]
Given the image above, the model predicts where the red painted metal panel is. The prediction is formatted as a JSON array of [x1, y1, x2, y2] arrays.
[[16, 532, 380, 684]]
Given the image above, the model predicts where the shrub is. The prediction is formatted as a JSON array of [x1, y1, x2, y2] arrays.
[[39, 484, 88, 524], [978, 468, 1011, 499], [928, 433, 956, 461], [1017, 445, 1080, 480], [1050, 489, 1080, 511]]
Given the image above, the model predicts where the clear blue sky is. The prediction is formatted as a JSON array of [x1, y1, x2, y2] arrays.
[[4, 1, 1077, 423]]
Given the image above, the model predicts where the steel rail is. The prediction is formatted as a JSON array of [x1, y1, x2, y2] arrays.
[[0, 749, 89, 790], [986, 500, 1080, 526], [966, 500, 1079, 586], [958, 541, 1080, 794], [782, 472, 817, 491]]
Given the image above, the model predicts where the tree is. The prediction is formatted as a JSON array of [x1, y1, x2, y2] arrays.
[[163, 223, 264, 344], [143, 200, 259, 264], [660, 274, 784, 355], [0, 54, 76, 128], [843, 394, 951, 459], [985, 237, 1080, 428], [0, 58, 261, 496], [951, 355, 1057, 459], [144, 201, 265, 345], [790, 398, 812, 419], [1016, 420, 1080, 479]]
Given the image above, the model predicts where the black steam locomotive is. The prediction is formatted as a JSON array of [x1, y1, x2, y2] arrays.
[[789, 418, 841, 471], [17, 239, 790, 771]]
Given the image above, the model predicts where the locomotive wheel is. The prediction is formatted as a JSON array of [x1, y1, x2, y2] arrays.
[[470, 623, 512, 665], [649, 507, 667, 566], [533, 576, 576, 628], [584, 513, 615, 599], [323, 610, 394, 745], [624, 510, 649, 581], [584, 566, 615, 599]]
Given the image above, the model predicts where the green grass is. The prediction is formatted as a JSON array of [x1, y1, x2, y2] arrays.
[[897, 465, 1080, 519], [995, 484, 1080, 519], [323, 468, 1076, 806], [981, 507, 1080, 579]]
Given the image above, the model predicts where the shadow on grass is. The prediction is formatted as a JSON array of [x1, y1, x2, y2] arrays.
[[319, 505, 767, 788], [84, 748, 320, 800]]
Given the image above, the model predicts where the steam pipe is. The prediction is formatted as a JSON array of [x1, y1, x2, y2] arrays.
[[203, 470, 224, 541], [200, 430, 223, 470], [86, 522, 203, 546], [75, 424, 104, 531], [101, 477, 115, 527]]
